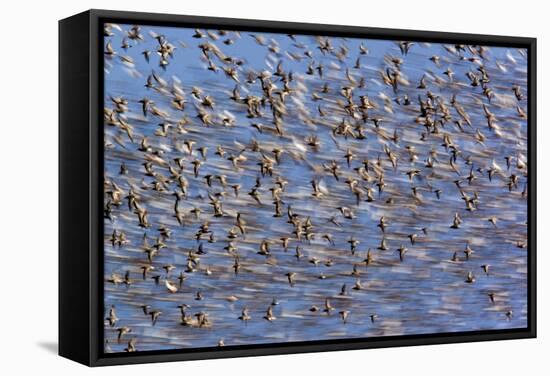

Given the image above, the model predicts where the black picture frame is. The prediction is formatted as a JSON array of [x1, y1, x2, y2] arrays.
[[59, 9, 537, 367]]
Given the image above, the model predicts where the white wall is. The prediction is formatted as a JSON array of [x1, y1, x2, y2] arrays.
[[0, 0, 546, 374]]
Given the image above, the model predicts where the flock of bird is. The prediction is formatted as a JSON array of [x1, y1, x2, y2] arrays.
[[102, 22, 529, 353]]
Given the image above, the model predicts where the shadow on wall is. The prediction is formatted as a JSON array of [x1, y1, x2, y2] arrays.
[[37, 342, 58, 354]]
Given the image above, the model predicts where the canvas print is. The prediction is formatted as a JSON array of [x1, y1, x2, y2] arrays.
[[102, 23, 529, 353]]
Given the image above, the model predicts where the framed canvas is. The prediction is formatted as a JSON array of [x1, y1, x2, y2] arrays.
[[59, 9, 536, 366]]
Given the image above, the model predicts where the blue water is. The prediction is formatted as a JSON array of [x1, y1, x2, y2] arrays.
[[103, 23, 528, 353]]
